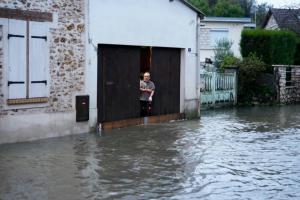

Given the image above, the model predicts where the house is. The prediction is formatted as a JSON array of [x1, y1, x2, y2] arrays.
[[263, 8, 300, 36], [199, 17, 254, 64], [0, 0, 204, 144]]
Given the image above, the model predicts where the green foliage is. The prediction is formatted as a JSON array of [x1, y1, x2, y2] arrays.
[[207, 0, 217, 7], [188, 0, 246, 17], [188, 0, 271, 26], [238, 53, 266, 82], [238, 0, 255, 17], [188, 0, 211, 15], [255, 3, 272, 27], [294, 38, 300, 65], [213, 38, 234, 68], [237, 53, 268, 102], [272, 31, 297, 65], [213, 0, 245, 17], [221, 55, 241, 69], [240, 29, 297, 65]]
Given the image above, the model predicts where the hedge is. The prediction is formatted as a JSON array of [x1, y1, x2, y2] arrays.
[[294, 38, 300, 65], [240, 29, 297, 65]]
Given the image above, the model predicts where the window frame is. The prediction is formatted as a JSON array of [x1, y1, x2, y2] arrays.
[[0, 18, 51, 110], [209, 28, 229, 48]]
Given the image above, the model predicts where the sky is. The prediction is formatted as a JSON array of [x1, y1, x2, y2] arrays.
[[256, 0, 300, 8]]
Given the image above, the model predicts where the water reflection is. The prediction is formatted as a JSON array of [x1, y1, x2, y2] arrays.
[[72, 125, 186, 199], [0, 105, 300, 199]]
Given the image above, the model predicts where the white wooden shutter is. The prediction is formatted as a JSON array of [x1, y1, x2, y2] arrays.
[[8, 19, 27, 99], [29, 21, 48, 98]]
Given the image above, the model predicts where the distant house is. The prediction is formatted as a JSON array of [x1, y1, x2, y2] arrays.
[[263, 8, 300, 36], [199, 17, 255, 63]]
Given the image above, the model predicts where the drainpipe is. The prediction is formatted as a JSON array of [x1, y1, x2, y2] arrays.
[[196, 16, 201, 117]]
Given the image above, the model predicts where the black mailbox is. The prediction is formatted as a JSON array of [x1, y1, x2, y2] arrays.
[[76, 95, 89, 122]]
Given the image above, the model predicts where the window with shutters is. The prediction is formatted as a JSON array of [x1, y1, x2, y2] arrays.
[[7, 19, 49, 105], [210, 29, 229, 47]]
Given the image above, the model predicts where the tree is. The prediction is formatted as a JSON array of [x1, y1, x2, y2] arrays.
[[188, 0, 211, 15], [237, 0, 255, 17], [189, 0, 254, 18], [213, 38, 234, 68], [213, 0, 245, 17], [207, 0, 218, 7], [254, 3, 272, 27]]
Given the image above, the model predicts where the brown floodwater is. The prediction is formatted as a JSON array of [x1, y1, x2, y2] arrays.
[[1, 105, 300, 200]]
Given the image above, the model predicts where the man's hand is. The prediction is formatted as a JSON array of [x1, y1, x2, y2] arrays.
[[149, 96, 152, 102]]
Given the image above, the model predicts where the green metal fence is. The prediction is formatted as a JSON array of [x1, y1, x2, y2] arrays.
[[200, 71, 237, 108]]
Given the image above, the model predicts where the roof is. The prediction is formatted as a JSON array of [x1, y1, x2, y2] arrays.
[[263, 8, 300, 36], [179, 0, 205, 19], [202, 17, 251, 23], [244, 23, 256, 28]]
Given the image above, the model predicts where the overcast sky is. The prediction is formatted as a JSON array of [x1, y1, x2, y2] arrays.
[[256, 0, 300, 8]]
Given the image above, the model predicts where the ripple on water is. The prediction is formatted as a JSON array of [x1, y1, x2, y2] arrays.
[[1, 106, 300, 199]]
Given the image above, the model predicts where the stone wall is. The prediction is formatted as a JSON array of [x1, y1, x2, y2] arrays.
[[0, 0, 86, 115], [274, 65, 300, 103]]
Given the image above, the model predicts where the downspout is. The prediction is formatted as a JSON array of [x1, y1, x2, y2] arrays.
[[196, 16, 201, 117]]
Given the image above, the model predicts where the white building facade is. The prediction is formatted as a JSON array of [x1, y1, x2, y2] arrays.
[[199, 17, 254, 63]]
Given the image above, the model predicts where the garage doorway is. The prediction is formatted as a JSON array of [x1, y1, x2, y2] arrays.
[[98, 44, 181, 126]]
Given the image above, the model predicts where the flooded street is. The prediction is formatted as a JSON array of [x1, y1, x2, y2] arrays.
[[1, 106, 300, 200]]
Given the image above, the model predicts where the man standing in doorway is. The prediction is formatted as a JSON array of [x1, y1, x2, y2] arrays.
[[140, 72, 155, 117]]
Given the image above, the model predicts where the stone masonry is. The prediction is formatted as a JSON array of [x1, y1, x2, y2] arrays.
[[0, 0, 85, 115], [274, 65, 300, 103]]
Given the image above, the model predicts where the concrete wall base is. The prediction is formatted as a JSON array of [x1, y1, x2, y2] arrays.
[[0, 99, 201, 144], [184, 99, 200, 119], [0, 112, 89, 144]]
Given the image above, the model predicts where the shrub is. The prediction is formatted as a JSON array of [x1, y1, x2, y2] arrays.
[[240, 29, 297, 65], [220, 55, 241, 69], [237, 53, 268, 103], [294, 38, 300, 65], [272, 31, 297, 65], [213, 38, 234, 68]]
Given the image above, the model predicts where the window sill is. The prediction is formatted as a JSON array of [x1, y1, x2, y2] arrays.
[[7, 97, 48, 105]]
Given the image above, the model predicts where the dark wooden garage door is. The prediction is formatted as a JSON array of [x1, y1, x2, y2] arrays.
[[98, 45, 140, 123], [151, 47, 181, 115]]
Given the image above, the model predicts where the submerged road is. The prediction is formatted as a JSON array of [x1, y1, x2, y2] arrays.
[[0, 105, 300, 199]]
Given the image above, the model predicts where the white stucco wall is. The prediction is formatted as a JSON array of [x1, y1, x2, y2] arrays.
[[86, 0, 200, 124], [199, 21, 246, 62]]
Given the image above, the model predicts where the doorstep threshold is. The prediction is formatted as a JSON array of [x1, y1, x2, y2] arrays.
[[99, 113, 184, 130]]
